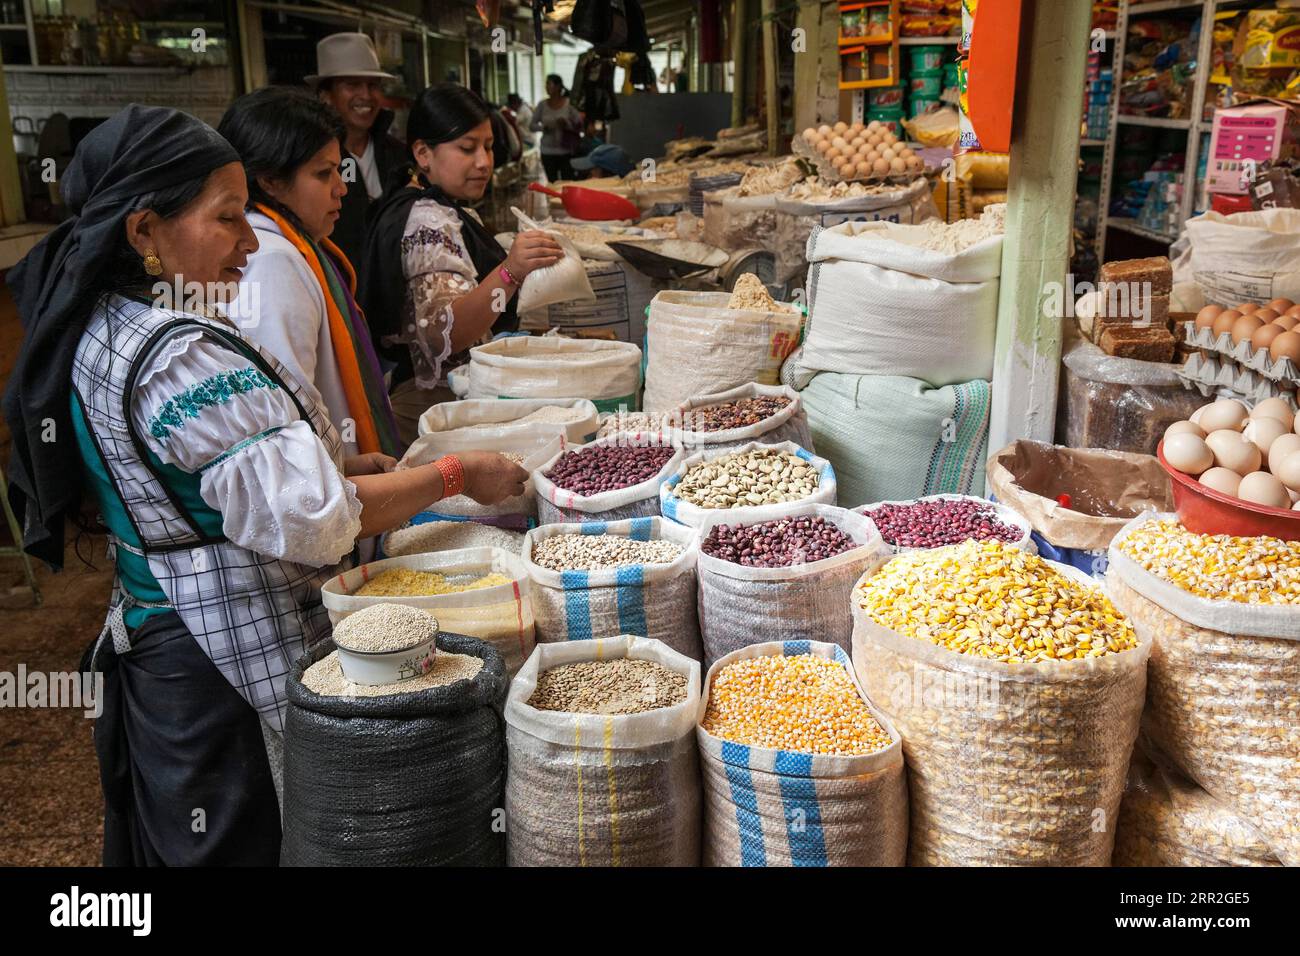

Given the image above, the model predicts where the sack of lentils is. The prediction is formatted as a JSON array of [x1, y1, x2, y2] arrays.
[[1105, 513, 1300, 866], [320, 548, 536, 678], [696, 503, 887, 670], [858, 494, 1033, 554], [851, 540, 1150, 865], [523, 517, 703, 661], [697, 640, 907, 867], [282, 629, 508, 866], [660, 441, 836, 529], [504, 635, 702, 866], [667, 383, 814, 457], [534, 436, 684, 525]]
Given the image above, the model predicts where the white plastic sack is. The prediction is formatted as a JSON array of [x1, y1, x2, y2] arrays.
[[417, 397, 599, 445], [1106, 512, 1300, 866], [504, 635, 702, 866], [465, 336, 642, 413], [660, 441, 836, 529], [512, 208, 596, 313], [1181, 208, 1300, 306], [857, 494, 1034, 554], [696, 503, 887, 670], [667, 383, 814, 456], [533, 436, 684, 525], [852, 556, 1151, 866], [643, 291, 803, 415], [522, 517, 703, 662], [697, 640, 908, 867], [797, 219, 1002, 387], [319, 547, 536, 677], [397, 431, 563, 520]]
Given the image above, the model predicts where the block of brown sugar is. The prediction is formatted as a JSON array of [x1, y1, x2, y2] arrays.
[[1099, 256, 1173, 296], [1100, 325, 1176, 363]]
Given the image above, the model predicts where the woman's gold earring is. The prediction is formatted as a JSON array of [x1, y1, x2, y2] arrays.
[[143, 250, 163, 276]]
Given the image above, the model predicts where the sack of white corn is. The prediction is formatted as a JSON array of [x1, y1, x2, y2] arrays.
[[281, 633, 507, 866], [533, 436, 684, 525], [852, 540, 1150, 865], [319, 548, 536, 678], [417, 397, 599, 445], [696, 503, 886, 670], [522, 517, 702, 661], [697, 640, 907, 867], [1106, 513, 1300, 866], [397, 431, 563, 521], [660, 441, 836, 529], [504, 635, 702, 866], [1112, 739, 1280, 867]]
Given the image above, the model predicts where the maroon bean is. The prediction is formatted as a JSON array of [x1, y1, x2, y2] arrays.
[[545, 444, 674, 495], [864, 499, 1021, 548], [701, 515, 856, 568]]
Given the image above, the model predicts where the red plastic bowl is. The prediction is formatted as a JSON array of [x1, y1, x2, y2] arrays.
[[1157, 441, 1300, 541]]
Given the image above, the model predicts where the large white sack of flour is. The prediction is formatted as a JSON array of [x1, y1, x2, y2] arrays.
[[1176, 208, 1300, 306]]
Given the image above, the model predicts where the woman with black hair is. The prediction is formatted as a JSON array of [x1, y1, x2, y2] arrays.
[[531, 73, 583, 183], [358, 82, 563, 442], [2, 105, 527, 865]]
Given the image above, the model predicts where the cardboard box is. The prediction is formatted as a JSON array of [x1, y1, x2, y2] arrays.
[[1206, 99, 1300, 195]]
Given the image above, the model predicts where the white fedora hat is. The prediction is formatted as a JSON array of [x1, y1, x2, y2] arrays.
[[305, 32, 396, 86]]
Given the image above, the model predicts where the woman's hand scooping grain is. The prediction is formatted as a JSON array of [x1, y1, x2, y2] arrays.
[[459, 450, 529, 504]]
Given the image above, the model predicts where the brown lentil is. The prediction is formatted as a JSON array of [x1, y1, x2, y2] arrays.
[[527, 659, 687, 714]]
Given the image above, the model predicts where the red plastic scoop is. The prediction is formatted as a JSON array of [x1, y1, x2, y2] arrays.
[[528, 182, 639, 222]]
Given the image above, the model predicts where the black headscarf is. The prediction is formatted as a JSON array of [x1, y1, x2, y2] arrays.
[[3, 105, 239, 569], [357, 164, 519, 386]]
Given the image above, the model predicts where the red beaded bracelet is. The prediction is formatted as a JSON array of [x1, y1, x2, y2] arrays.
[[434, 454, 465, 498]]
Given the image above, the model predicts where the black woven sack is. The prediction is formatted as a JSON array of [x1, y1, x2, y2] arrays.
[[281, 633, 508, 866]]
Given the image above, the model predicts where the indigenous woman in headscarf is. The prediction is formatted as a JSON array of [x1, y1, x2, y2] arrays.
[[358, 82, 563, 444], [218, 87, 401, 467], [1, 105, 526, 866]]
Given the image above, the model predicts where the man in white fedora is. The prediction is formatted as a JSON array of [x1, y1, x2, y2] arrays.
[[308, 32, 407, 271]]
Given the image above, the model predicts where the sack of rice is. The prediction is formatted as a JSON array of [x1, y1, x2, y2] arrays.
[[466, 336, 642, 414], [381, 516, 526, 559], [697, 640, 907, 867], [852, 540, 1150, 865], [505, 635, 702, 866], [1106, 514, 1300, 866], [417, 397, 599, 445], [522, 517, 702, 662], [660, 441, 836, 529], [533, 435, 683, 525]]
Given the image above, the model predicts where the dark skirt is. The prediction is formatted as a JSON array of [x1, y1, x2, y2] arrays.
[[91, 611, 282, 866]]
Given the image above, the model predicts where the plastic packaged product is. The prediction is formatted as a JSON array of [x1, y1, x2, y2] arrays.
[[533, 436, 683, 525], [505, 635, 702, 867], [512, 208, 596, 313], [465, 335, 643, 413]]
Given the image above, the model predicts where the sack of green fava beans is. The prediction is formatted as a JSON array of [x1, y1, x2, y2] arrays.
[[534, 436, 684, 525], [660, 441, 836, 529], [505, 635, 702, 867], [522, 517, 703, 662], [697, 640, 907, 867]]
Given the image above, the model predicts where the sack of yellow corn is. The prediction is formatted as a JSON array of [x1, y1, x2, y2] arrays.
[[696, 641, 907, 867], [851, 540, 1150, 865], [1106, 513, 1300, 866]]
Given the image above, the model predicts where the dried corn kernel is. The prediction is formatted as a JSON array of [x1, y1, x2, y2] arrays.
[[854, 539, 1138, 663], [1116, 518, 1300, 605], [354, 568, 511, 597], [702, 654, 892, 756]]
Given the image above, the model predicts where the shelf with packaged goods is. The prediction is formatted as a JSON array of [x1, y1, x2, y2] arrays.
[[1127, 0, 1202, 14], [1117, 113, 1192, 129], [839, 35, 893, 46], [1106, 216, 1177, 243], [898, 36, 959, 45]]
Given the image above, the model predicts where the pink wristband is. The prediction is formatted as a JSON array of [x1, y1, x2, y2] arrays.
[[498, 264, 518, 286]]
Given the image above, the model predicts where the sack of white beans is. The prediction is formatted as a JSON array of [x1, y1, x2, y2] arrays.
[[660, 441, 836, 529], [522, 517, 703, 662], [534, 436, 684, 525], [696, 503, 887, 670], [504, 635, 702, 867]]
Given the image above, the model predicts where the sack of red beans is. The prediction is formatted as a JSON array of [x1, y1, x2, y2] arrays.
[[857, 494, 1033, 554], [667, 383, 814, 457], [696, 504, 889, 669], [533, 436, 684, 525]]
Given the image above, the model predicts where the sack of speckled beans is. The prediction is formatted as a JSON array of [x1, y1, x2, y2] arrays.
[[1105, 513, 1300, 867]]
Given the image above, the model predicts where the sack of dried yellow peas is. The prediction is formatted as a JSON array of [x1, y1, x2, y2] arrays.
[[320, 548, 536, 678], [1113, 740, 1280, 867], [851, 540, 1150, 866], [1106, 513, 1300, 866], [696, 640, 907, 867]]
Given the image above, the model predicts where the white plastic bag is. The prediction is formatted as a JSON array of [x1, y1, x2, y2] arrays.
[[522, 516, 702, 662], [533, 435, 683, 525], [1180, 208, 1300, 306], [512, 207, 596, 313], [659, 440, 836, 529], [696, 503, 887, 669], [396, 431, 562, 520], [417, 397, 599, 444], [466, 335, 642, 413], [504, 635, 702, 866], [319, 547, 536, 677], [697, 640, 907, 867]]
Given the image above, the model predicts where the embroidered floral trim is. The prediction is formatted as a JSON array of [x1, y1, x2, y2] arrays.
[[400, 224, 462, 258], [147, 367, 280, 441]]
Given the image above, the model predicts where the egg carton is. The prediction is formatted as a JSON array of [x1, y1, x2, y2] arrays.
[[1176, 351, 1296, 406], [1181, 320, 1300, 387], [791, 135, 923, 189]]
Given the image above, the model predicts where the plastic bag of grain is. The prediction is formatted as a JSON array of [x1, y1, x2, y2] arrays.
[[466, 336, 642, 414], [851, 545, 1151, 866], [397, 431, 563, 521], [281, 632, 507, 866], [660, 441, 836, 529], [667, 383, 814, 456], [504, 635, 702, 866], [320, 548, 536, 678], [418, 397, 599, 445], [533, 435, 684, 525], [643, 291, 803, 415], [697, 640, 907, 867], [522, 516, 702, 662], [1112, 740, 1280, 867], [696, 504, 886, 670], [1106, 513, 1300, 866], [512, 208, 597, 313]]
